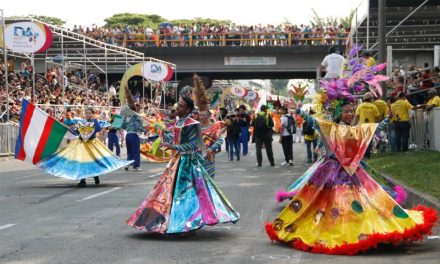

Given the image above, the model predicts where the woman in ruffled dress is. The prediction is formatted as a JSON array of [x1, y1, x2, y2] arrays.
[[127, 96, 239, 234]]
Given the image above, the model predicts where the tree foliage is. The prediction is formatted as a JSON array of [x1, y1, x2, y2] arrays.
[[270, 79, 289, 96], [7, 15, 65, 26], [103, 13, 232, 29], [340, 9, 356, 29], [170, 17, 231, 28], [309, 8, 355, 29], [103, 13, 167, 28]]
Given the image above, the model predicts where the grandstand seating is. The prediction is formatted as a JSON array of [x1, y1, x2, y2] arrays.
[[355, 0, 440, 50]]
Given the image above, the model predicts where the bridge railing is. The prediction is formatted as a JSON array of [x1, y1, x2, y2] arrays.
[[118, 32, 349, 48]]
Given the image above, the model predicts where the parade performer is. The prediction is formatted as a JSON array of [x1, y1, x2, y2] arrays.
[[19, 106, 133, 185], [275, 103, 407, 205], [193, 75, 224, 178], [265, 48, 438, 255], [140, 112, 175, 163], [122, 87, 145, 171], [127, 96, 239, 234]]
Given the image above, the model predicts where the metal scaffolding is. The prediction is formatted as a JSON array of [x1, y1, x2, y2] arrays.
[[2, 17, 176, 75]]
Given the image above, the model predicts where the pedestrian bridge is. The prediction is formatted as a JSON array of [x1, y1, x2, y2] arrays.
[[134, 45, 337, 80]]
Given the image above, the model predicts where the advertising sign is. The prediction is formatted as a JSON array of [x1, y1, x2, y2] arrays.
[[3, 21, 53, 53], [143, 61, 173, 82]]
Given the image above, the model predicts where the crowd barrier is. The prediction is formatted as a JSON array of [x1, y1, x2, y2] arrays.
[[0, 123, 19, 156], [411, 108, 440, 151]]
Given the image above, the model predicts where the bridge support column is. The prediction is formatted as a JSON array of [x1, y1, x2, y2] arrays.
[[434, 45, 440, 67], [378, 0, 386, 75], [386, 46, 393, 76]]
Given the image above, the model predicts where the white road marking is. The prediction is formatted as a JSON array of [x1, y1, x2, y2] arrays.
[[21, 172, 48, 178], [148, 172, 163, 178], [238, 183, 263, 187], [77, 187, 122, 202], [0, 224, 16, 231]]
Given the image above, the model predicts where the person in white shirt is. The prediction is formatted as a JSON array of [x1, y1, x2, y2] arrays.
[[109, 84, 117, 96], [320, 46, 345, 79]]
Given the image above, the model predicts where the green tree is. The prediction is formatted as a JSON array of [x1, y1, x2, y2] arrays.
[[270, 79, 289, 96], [171, 17, 231, 28], [340, 9, 356, 29], [103, 13, 167, 28], [7, 15, 65, 26]]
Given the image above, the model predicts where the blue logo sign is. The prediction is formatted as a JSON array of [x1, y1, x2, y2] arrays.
[[150, 64, 162, 74]]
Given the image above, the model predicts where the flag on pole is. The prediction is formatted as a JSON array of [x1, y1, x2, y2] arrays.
[[210, 91, 220, 109], [15, 100, 68, 164]]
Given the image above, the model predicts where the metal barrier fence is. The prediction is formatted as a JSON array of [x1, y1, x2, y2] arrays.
[[408, 107, 440, 151], [0, 123, 19, 156], [410, 108, 440, 151]]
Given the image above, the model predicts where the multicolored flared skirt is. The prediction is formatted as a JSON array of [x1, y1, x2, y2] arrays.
[[127, 153, 239, 234], [38, 138, 133, 180], [266, 157, 438, 255], [276, 158, 407, 205]]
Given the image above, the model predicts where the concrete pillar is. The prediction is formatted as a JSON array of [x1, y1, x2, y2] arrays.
[[434, 45, 440, 67], [378, 0, 386, 74], [386, 46, 393, 76]]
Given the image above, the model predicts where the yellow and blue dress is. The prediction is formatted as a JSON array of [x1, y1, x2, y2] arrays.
[[38, 119, 133, 180]]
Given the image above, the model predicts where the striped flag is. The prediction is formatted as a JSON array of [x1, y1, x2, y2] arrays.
[[15, 100, 68, 164]]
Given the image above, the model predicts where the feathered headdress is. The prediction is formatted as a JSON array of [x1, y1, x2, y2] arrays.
[[315, 45, 389, 119], [192, 74, 209, 112], [289, 82, 309, 102]]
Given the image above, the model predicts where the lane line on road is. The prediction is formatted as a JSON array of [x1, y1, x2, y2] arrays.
[[21, 172, 48, 178], [77, 187, 122, 202], [148, 172, 163, 178], [0, 224, 16, 231]]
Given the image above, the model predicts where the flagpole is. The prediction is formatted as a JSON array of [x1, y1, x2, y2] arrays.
[[1, 9, 9, 122]]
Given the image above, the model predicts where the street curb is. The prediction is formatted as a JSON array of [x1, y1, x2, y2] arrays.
[[0, 155, 14, 162], [381, 173, 440, 211]]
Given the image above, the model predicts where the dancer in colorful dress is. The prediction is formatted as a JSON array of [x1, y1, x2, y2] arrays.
[[127, 96, 239, 234], [265, 48, 438, 255], [37, 108, 133, 186], [193, 75, 224, 178], [275, 104, 407, 205]]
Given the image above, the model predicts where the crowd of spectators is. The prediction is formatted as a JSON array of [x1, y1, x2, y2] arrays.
[[387, 62, 440, 105], [0, 60, 122, 123], [0, 60, 177, 124], [69, 22, 350, 48]]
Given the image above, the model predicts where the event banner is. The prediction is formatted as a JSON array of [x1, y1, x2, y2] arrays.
[[142, 61, 174, 82], [1, 21, 53, 53]]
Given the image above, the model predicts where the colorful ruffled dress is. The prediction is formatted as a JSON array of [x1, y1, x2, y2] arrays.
[[276, 118, 407, 205], [201, 121, 224, 178], [38, 120, 133, 180], [127, 117, 239, 234], [266, 116, 438, 255]]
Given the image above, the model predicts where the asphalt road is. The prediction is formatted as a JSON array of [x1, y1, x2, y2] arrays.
[[0, 137, 439, 264]]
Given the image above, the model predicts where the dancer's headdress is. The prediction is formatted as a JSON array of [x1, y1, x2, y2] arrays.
[[314, 45, 389, 119], [192, 74, 210, 112]]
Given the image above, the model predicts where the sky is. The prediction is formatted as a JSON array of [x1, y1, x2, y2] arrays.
[[2, 0, 364, 29]]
